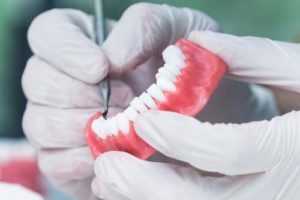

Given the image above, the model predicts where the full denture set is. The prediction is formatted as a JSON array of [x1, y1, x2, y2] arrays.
[[86, 39, 227, 160]]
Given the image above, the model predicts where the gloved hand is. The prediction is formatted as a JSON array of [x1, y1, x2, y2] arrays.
[[22, 4, 225, 199], [0, 183, 43, 200], [92, 31, 300, 200]]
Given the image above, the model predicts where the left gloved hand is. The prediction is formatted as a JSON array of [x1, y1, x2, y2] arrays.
[[0, 183, 43, 200], [91, 31, 300, 200], [22, 4, 227, 200]]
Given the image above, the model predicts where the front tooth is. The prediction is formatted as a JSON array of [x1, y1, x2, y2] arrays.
[[164, 63, 181, 76], [115, 113, 130, 133], [124, 107, 138, 121], [157, 78, 176, 92], [99, 116, 106, 121], [147, 84, 166, 102], [130, 97, 148, 112], [139, 92, 157, 109], [92, 119, 108, 139], [156, 67, 176, 82], [106, 118, 119, 135]]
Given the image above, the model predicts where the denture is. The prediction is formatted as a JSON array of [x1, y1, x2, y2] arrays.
[[86, 39, 227, 160]]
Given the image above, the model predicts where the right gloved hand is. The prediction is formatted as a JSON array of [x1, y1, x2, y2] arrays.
[[22, 3, 221, 199]]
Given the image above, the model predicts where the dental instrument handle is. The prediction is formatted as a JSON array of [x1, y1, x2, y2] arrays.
[[93, 0, 110, 119]]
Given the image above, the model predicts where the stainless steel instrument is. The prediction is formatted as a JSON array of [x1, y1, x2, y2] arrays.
[[93, 0, 110, 119]]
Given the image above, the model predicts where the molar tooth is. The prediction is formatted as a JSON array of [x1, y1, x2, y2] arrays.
[[156, 67, 176, 82], [164, 63, 181, 76], [146, 84, 166, 102], [157, 78, 176, 92], [163, 45, 185, 69], [139, 92, 157, 109], [163, 45, 185, 61], [115, 113, 130, 133], [106, 118, 119, 135], [92, 119, 108, 139], [168, 58, 185, 69], [130, 97, 148, 112], [124, 107, 139, 121]]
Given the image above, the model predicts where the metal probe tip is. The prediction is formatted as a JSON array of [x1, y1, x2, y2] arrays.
[[93, 0, 110, 119]]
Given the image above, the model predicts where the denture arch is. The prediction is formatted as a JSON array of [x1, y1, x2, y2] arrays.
[[86, 39, 227, 160]]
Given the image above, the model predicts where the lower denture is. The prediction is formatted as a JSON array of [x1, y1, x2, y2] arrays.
[[86, 39, 227, 160]]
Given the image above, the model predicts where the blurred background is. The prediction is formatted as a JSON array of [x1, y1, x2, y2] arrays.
[[0, 0, 300, 199]]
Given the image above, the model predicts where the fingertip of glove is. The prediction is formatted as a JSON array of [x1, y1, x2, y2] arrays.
[[91, 179, 106, 199], [188, 30, 218, 47], [95, 152, 133, 171], [134, 110, 160, 136], [188, 31, 240, 56], [80, 49, 110, 84], [94, 152, 137, 182]]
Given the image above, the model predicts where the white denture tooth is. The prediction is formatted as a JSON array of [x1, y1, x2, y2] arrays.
[[130, 97, 148, 112], [124, 107, 139, 121], [91, 119, 101, 134], [164, 63, 181, 76], [106, 118, 119, 135], [163, 46, 185, 69], [99, 116, 106, 122], [92, 119, 108, 139], [115, 113, 130, 133], [162, 45, 185, 62], [147, 84, 166, 102], [157, 78, 176, 92], [156, 67, 176, 82], [139, 92, 157, 109], [168, 58, 185, 69]]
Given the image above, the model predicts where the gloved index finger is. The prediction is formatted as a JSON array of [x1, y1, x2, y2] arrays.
[[188, 31, 300, 94], [135, 110, 280, 176], [28, 9, 109, 84]]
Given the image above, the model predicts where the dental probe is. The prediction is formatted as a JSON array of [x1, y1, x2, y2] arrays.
[[93, 0, 111, 119]]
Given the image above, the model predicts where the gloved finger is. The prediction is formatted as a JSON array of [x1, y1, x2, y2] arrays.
[[57, 177, 97, 200], [22, 56, 134, 108], [0, 183, 44, 200], [22, 103, 123, 148], [188, 31, 300, 93], [135, 110, 284, 176], [28, 9, 108, 84], [92, 178, 128, 200], [103, 3, 219, 73], [38, 147, 94, 187], [94, 152, 211, 200], [95, 152, 286, 200]]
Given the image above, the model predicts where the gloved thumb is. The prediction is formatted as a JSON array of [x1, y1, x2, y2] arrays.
[[134, 110, 289, 176], [188, 31, 300, 93], [103, 3, 219, 74]]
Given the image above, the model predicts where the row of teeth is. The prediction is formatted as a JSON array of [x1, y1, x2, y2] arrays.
[[92, 45, 186, 139]]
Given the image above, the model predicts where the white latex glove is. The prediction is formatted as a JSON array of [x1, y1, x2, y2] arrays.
[[22, 4, 253, 200], [0, 183, 43, 200], [92, 31, 300, 200]]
